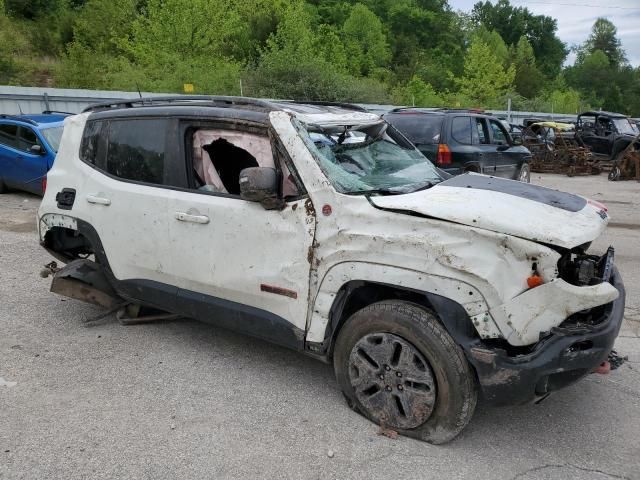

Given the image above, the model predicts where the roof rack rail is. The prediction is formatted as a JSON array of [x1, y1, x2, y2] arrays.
[[82, 95, 280, 113], [387, 106, 443, 113], [42, 110, 75, 116], [287, 100, 368, 112], [0, 114, 38, 126], [388, 107, 487, 114]]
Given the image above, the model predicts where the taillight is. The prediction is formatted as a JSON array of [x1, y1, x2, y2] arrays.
[[437, 144, 452, 165], [42, 176, 47, 193]]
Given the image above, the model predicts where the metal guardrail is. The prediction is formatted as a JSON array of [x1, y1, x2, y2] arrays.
[[0, 85, 578, 125], [0, 85, 168, 115]]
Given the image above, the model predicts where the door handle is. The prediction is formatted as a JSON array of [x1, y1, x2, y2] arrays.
[[174, 212, 209, 224], [86, 194, 111, 206]]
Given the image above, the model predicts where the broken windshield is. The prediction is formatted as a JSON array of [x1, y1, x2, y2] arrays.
[[295, 120, 443, 195], [612, 118, 638, 135]]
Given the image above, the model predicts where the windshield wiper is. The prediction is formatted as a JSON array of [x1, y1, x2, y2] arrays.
[[356, 181, 439, 197], [406, 181, 437, 193], [357, 188, 405, 196]]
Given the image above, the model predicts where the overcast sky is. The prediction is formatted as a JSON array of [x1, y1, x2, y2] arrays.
[[449, 0, 640, 67]]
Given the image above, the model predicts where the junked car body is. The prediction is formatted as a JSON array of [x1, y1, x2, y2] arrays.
[[576, 111, 639, 161], [0, 112, 67, 195], [37, 97, 625, 443]]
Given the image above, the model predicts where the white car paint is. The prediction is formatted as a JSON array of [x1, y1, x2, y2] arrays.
[[38, 108, 619, 350], [369, 178, 608, 249]]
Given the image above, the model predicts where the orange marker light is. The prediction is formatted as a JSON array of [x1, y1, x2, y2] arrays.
[[527, 275, 543, 288]]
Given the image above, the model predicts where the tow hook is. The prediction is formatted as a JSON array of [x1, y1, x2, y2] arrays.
[[593, 350, 628, 375]]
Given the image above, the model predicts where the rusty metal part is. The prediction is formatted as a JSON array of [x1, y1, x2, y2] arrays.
[[523, 126, 601, 176], [608, 133, 640, 181], [116, 308, 183, 325], [83, 302, 130, 326], [40, 261, 61, 278], [50, 259, 121, 309]]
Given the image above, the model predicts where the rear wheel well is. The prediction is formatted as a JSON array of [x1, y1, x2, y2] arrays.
[[43, 226, 94, 262]]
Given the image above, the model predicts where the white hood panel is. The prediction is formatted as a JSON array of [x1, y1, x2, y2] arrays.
[[371, 175, 609, 249]]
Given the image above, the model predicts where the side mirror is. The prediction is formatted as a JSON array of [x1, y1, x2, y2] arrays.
[[30, 144, 44, 155], [496, 144, 510, 151], [239, 167, 283, 210]]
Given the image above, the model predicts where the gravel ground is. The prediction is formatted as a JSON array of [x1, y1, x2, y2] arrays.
[[1, 173, 639, 480]]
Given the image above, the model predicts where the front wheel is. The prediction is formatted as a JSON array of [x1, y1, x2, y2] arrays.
[[333, 300, 477, 444], [518, 163, 531, 183]]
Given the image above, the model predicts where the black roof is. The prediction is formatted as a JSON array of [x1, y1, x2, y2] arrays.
[[578, 110, 628, 119], [385, 107, 487, 115], [83, 95, 366, 115], [83, 95, 279, 114]]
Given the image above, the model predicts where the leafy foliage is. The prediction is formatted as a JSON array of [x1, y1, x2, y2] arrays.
[[578, 18, 627, 68], [457, 37, 515, 107], [511, 36, 544, 99], [1, 0, 639, 115], [471, 0, 567, 79]]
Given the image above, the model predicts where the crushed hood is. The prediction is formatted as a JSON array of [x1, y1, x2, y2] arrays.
[[370, 173, 609, 249]]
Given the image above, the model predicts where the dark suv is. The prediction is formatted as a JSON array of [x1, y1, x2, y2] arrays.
[[384, 108, 532, 182]]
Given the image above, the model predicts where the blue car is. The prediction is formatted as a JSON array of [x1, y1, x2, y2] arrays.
[[0, 112, 68, 195]]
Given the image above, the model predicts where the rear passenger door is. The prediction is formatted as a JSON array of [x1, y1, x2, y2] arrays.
[[449, 116, 477, 172], [488, 118, 518, 179], [472, 117, 496, 175], [77, 117, 176, 295]]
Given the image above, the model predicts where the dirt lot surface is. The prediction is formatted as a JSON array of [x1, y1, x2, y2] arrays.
[[1, 173, 639, 480]]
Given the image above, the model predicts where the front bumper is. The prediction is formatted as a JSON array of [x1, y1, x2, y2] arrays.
[[466, 266, 625, 405]]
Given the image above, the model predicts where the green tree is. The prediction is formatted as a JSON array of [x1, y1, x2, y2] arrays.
[[5, 0, 61, 19], [565, 49, 633, 112], [392, 75, 443, 107], [57, 0, 141, 88], [579, 18, 627, 67], [342, 3, 390, 77], [246, 1, 344, 99], [472, 26, 508, 66], [545, 88, 582, 114], [230, 0, 289, 63], [247, 1, 390, 102], [511, 36, 544, 98], [119, 0, 243, 93], [471, 0, 567, 78], [457, 37, 515, 107]]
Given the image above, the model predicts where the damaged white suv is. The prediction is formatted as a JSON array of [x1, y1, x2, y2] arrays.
[[38, 97, 625, 444]]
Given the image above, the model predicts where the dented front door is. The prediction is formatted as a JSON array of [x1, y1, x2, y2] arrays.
[[167, 191, 316, 338]]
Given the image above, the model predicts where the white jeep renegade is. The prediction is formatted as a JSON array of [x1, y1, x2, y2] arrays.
[[38, 97, 625, 444]]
